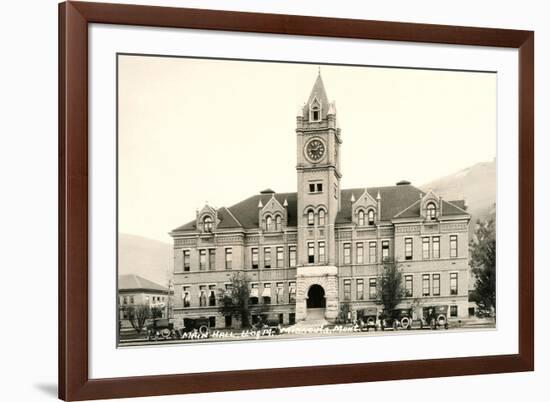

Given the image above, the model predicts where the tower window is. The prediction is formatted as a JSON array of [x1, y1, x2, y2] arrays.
[[309, 183, 315, 192], [308, 242, 315, 264], [310, 103, 321, 121], [307, 210, 315, 226], [317, 183, 323, 192], [289, 245, 297, 267], [318, 209, 326, 225], [318, 241, 325, 264]]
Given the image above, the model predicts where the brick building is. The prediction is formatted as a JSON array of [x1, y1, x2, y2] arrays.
[[170, 74, 470, 328]]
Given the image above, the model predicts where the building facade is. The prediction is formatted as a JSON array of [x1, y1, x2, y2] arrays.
[[119, 274, 173, 322], [170, 74, 470, 328]]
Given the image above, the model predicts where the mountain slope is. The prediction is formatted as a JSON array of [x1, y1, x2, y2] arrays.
[[421, 159, 496, 225], [118, 233, 172, 286]]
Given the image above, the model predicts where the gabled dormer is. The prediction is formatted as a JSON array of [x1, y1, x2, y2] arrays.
[[196, 204, 218, 233], [420, 189, 441, 221], [258, 191, 287, 232], [352, 189, 378, 227]]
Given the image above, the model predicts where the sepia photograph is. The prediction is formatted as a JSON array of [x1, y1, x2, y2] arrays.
[[117, 55, 497, 346]]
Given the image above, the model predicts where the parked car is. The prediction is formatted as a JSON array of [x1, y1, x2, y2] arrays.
[[146, 318, 178, 341], [253, 318, 282, 335], [357, 307, 378, 331], [181, 317, 211, 337], [393, 308, 413, 330], [421, 305, 449, 330]]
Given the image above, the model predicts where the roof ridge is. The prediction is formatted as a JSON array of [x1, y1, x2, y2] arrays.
[[223, 206, 243, 227], [393, 199, 421, 218]]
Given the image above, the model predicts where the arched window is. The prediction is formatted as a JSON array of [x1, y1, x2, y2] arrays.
[[265, 215, 272, 231], [358, 210, 365, 226], [367, 209, 375, 225], [318, 209, 326, 226], [426, 202, 437, 220], [275, 215, 282, 231], [203, 216, 213, 232], [307, 209, 315, 226]]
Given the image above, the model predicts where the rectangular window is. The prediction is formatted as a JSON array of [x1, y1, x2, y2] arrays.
[[422, 274, 430, 296], [276, 282, 284, 304], [199, 285, 207, 307], [308, 242, 315, 264], [356, 243, 364, 264], [432, 274, 441, 296], [369, 278, 377, 299], [262, 283, 271, 304], [422, 237, 430, 259], [318, 241, 326, 264], [343, 279, 351, 301], [450, 235, 458, 258], [276, 247, 284, 268], [450, 305, 458, 317], [199, 250, 206, 271], [432, 236, 440, 259], [405, 238, 413, 260], [289, 281, 296, 303], [289, 246, 297, 267], [208, 249, 216, 270], [225, 248, 232, 269], [356, 279, 364, 300], [309, 182, 323, 193], [208, 285, 216, 306], [183, 250, 190, 271], [183, 286, 190, 307], [382, 240, 390, 261], [129, 296, 134, 304], [264, 247, 271, 268], [251, 248, 259, 269], [343, 243, 351, 264], [450, 272, 458, 295], [368, 241, 377, 263], [405, 275, 413, 297]]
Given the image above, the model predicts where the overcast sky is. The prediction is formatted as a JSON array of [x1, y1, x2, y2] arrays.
[[118, 55, 496, 243]]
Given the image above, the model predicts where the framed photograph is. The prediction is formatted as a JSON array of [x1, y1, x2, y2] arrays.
[[59, 1, 534, 400]]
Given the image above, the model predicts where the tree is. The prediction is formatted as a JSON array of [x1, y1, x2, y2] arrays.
[[125, 304, 151, 335], [218, 272, 259, 328], [376, 260, 405, 320], [469, 219, 496, 317]]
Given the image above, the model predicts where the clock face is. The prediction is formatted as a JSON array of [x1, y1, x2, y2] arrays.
[[306, 139, 326, 162]]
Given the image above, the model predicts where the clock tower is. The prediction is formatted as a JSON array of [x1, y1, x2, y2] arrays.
[[295, 72, 341, 322]]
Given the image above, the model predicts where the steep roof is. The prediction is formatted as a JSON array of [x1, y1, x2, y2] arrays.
[[119, 274, 169, 293], [302, 73, 331, 120], [172, 184, 468, 233]]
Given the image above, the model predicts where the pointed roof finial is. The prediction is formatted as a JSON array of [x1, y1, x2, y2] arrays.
[[258, 199, 263, 208], [283, 198, 288, 208], [350, 193, 356, 203], [376, 190, 381, 201]]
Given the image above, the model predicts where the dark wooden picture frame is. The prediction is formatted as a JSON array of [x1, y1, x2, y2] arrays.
[[59, 1, 534, 400]]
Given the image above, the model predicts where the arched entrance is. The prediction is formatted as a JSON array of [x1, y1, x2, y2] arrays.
[[307, 284, 326, 308]]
